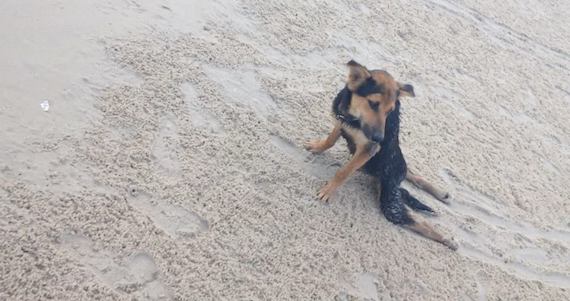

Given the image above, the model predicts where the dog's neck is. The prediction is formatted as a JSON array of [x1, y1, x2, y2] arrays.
[[381, 100, 401, 147], [332, 87, 361, 128]]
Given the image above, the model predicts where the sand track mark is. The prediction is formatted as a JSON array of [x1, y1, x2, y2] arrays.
[[59, 233, 172, 300], [439, 169, 570, 287]]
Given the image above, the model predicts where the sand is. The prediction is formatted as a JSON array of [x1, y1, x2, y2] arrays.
[[1, 0, 569, 300]]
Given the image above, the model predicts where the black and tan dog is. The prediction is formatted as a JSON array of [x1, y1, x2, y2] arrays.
[[305, 60, 456, 250]]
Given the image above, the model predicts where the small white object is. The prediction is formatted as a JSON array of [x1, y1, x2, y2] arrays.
[[40, 100, 49, 111]]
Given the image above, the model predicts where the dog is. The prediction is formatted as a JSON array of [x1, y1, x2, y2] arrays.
[[305, 60, 457, 250]]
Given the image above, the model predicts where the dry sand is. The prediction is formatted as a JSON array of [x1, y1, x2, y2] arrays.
[[1, 0, 569, 300]]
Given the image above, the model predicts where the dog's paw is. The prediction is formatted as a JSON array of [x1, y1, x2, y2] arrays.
[[436, 191, 451, 205], [443, 238, 458, 251], [317, 182, 336, 202], [421, 209, 438, 217], [304, 140, 326, 154]]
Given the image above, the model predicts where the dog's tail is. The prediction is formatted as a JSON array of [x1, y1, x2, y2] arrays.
[[399, 188, 435, 215]]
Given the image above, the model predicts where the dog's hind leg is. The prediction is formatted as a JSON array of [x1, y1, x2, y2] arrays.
[[381, 187, 456, 250], [305, 121, 342, 154], [406, 169, 450, 204], [405, 220, 458, 250], [400, 188, 435, 215]]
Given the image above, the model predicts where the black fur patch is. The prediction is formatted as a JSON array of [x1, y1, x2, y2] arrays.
[[356, 77, 384, 97], [358, 100, 417, 225], [332, 87, 360, 128], [346, 60, 360, 67], [400, 84, 415, 96]]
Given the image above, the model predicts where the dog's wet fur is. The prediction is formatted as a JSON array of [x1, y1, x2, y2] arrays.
[[305, 60, 457, 250]]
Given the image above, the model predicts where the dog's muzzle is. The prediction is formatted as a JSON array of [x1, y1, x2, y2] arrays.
[[361, 124, 384, 143], [371, 132, 384, 143]]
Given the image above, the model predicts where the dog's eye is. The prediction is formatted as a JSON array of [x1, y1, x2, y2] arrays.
[[367, 100, 379, 112]]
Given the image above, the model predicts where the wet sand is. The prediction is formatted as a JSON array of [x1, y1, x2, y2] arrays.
[[1, 0, 569, 300]]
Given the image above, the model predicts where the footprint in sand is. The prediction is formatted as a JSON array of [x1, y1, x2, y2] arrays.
[[152, 114, 182, 177], [203, 66, 276, 119], [439, 169, 570, 288], [336, 272, 380, 301], [59, 233, 172, 300], [181, 83, 224, 133], [128, 191, 209, 238]]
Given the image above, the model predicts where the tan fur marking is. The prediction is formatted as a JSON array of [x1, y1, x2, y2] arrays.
[[347, 63, 371, 91], [405, 221, 457, 250], [317, 140, 379, 202], [406, 170, 450, 204], [304, 121, 342, 154], [366, 94, 384, 102], [341, 124, 369, 145]]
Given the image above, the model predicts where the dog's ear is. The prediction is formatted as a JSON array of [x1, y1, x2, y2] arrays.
[[398, 82, 415, 97], [346, 60, 371, 91]]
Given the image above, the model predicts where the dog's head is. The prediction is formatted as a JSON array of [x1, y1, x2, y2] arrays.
[[345, 60, 415, 143]]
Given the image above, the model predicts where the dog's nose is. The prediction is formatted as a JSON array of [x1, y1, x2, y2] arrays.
[[371, 132, 384, 143]]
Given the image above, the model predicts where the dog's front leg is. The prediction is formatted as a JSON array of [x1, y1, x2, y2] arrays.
[[304, 120, 342, 154], [318, 142, 380, 202]]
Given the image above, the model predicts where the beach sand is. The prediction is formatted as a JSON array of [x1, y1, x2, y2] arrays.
[[1, 0, 569, 300]]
